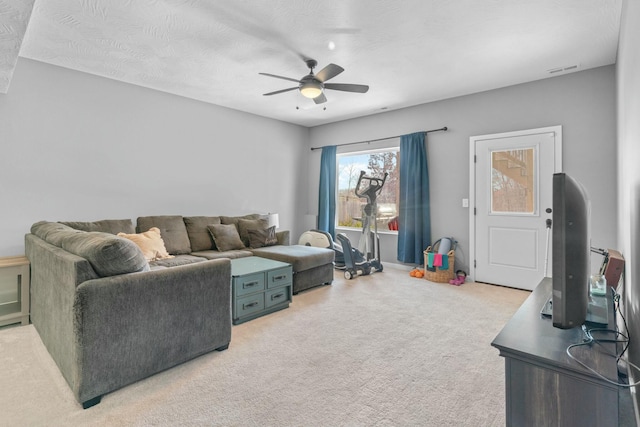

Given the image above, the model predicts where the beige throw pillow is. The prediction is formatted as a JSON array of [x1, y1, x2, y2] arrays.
[[118, 227, 174, 262]]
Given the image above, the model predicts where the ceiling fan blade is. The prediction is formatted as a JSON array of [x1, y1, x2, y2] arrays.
[[315, 63, 344, 82], [313, 93, 328, 104], [263, 87, 298, 96], [259, 72, 301, 83], [324, 83, 369, 93]]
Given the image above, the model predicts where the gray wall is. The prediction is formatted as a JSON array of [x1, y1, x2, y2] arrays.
[[0, 57, 619, 277], [308, 65, 617, 273], [0, 58, 309, 257], [617, 0, 640, 412]]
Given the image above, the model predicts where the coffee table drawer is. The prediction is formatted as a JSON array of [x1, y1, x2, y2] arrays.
[[235, 272, 265, 296], [267, 267, 292, 289], [230, 257, 292, 324], [236, 294, 265, 318], [265, 286, 291, 309]]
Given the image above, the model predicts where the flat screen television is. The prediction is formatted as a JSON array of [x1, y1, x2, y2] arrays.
[[551, 172, 591, 329]]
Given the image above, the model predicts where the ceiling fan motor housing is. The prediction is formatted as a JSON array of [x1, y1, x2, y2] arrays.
[[305, 59, 318, 70]]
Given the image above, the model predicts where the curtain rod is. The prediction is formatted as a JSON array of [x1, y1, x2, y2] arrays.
[[310, 126, 448, 151]]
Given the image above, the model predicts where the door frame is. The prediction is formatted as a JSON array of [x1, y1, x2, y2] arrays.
[[469, 126, 563, 283]]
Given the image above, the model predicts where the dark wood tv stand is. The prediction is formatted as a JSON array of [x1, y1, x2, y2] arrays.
[[492, 277, 622, 426]]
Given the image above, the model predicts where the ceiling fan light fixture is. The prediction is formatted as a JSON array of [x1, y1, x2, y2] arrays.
[[300, 81, 323, 99]]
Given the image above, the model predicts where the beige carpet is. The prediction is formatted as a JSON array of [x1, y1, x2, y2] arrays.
[[0, 267, 528, 426]]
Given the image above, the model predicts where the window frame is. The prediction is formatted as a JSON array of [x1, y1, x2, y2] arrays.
[[335, 144, 400, 234]]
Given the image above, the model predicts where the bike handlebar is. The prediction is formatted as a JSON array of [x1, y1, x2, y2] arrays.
[[355, 171, 388, 199]]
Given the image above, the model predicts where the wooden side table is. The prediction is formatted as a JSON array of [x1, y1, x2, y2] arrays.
[[0, 256, 30, 327]]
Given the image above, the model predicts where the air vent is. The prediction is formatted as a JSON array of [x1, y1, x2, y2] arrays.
[[548, 64, 580, 74]]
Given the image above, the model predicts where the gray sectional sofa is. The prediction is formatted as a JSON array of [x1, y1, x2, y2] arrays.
[[25, 214, 333, 408], [132, 214, 334, 294]]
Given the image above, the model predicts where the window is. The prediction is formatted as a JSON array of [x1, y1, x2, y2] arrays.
[[337, 148, 399, 231], [491, 148, 535, 214]]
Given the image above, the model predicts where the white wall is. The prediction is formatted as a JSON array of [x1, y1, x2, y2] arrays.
[[617, 0, 640, 413], [309, 66, 617, 273], [0, 58, 310, 256]]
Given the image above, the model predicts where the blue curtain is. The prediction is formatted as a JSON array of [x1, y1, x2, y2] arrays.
[[397, 132, 431, 264], [318, 145, 337, 238]]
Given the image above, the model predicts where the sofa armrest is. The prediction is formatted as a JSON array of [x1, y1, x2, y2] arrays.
[[276, 230, 290, 246], [25, 233, 100, 390], [72, 258, 231, 403]]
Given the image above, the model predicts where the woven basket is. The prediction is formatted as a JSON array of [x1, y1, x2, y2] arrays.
[[423, 246, 455, 283]]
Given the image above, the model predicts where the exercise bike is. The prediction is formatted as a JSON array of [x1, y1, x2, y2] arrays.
[[336, 171, 387, 280]]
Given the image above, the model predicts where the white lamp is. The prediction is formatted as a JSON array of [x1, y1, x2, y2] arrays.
[[267, 213, 280, 229]]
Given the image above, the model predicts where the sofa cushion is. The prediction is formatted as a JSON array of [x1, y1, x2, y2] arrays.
[[137, 216, 192, 255], [183, 216, 221, 251], [61, 232, 150, 277], [31, 221, 81, 246], [247, 226, 278, 248], [117, 227, 174, 262], [237, 218, 269, 247], [191, 249, 254, 260], [251, 245, 335, 273], [59, 219, 135, 235], [149, 254, 207, 268], [31, 222, 149, 277], [207, 224, 245, 251]]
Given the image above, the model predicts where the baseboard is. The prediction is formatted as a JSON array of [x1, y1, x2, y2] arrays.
[[379, 262, 413, 271]]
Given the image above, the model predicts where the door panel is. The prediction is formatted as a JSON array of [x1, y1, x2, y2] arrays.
[[470, 127, 561, 290], [489, 227, 538, 269]]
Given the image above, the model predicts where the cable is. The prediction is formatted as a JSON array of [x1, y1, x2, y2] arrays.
[[614, 277, 631, 361], [564, 285, 638, 387], [566, 331, 640, 387]]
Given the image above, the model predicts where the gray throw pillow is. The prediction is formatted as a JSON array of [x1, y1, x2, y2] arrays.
[[247, 226, 278, 248], [207, 224, 245, 251], [220, 214, 261, 230], [237, 218, 269, 247]]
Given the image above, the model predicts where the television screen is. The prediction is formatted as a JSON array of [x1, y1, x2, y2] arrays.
[[551, 172, 591, 329]]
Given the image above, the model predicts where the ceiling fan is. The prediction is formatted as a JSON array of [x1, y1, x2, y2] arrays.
[[259, 59, 369, 104]]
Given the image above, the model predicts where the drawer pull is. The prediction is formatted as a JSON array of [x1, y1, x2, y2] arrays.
[[243, 302, 258, 309], [244, 281, 259, 288], [271, 293, 284, 300], [273, 275, 287, 281]]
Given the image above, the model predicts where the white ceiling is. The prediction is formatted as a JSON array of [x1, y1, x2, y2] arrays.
[[2, 0, 622, 127]]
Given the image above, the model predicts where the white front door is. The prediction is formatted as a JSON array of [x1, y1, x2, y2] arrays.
[[470, 127, 562, 290]]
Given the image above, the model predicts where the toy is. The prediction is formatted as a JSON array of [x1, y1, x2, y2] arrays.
[[409, 268, 424, 278], [449, 270, 467, 286]]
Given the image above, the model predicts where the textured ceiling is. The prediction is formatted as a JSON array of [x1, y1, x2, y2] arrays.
[[0, 0, 36, 92], [2, 0, 623, 127]]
